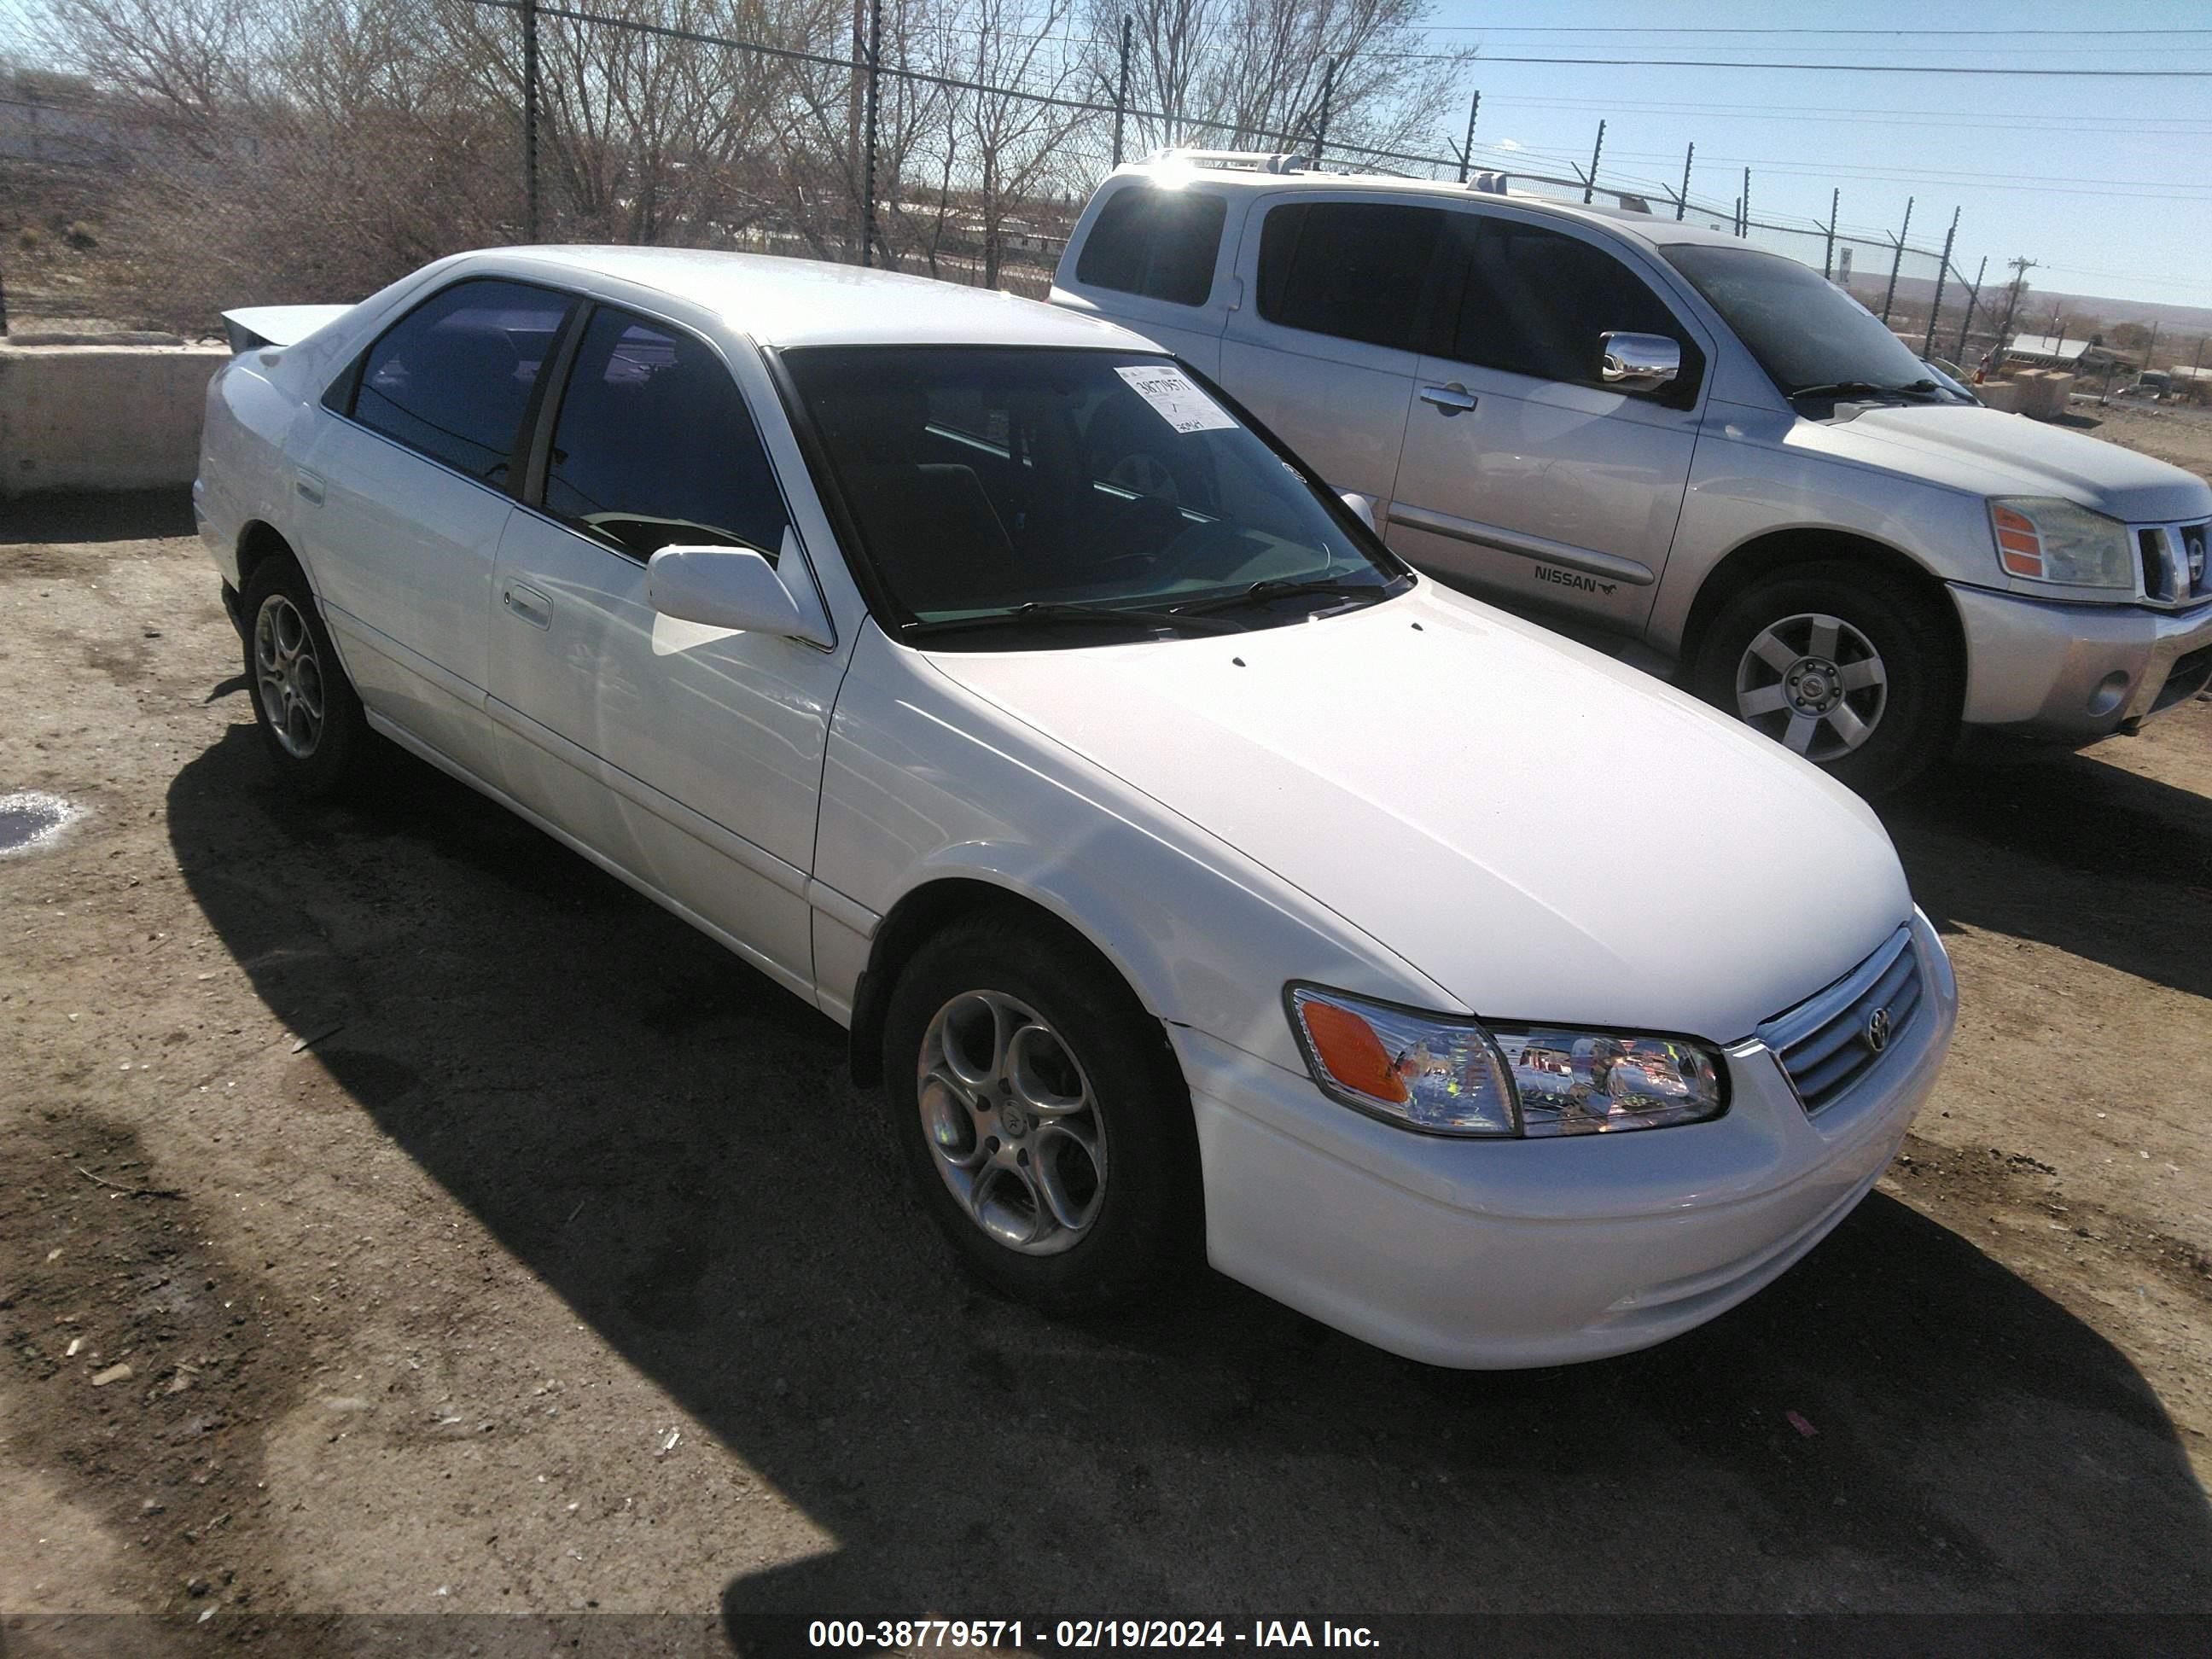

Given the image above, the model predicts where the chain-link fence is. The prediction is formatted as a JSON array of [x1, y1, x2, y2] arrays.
[[3, 0, 2017, 351]]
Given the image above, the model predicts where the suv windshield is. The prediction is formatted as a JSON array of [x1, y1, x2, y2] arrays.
[[782, 346, 1410, 642], [1662, 243, 1968, 404]]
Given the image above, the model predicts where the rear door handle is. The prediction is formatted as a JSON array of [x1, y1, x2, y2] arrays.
[[502, 583, 551, 631], [294, 470, 325, 505], [1418, 384, 1478, 416]]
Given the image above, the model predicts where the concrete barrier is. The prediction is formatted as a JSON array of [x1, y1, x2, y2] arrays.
[[0, 341, 228, 499]]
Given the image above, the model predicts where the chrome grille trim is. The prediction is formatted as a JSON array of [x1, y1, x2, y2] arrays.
[[1755, 924, 1924, 1116], [2130, 518, 2212, 606]]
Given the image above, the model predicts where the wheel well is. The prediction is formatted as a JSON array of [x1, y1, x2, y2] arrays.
[[1679, 528, 1962, 677], [235, 521, 294, 589], [846, 878, 1148, 1087]]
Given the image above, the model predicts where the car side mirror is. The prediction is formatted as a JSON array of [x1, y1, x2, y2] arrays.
[[1598, 332, 1681, 393], [646, 544, 833, 647], [1339, 491, 1379, 533]]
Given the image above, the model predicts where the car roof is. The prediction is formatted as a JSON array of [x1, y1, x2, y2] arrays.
[[1106, 161, 1754, 254], [474, 246, 1156, 352]]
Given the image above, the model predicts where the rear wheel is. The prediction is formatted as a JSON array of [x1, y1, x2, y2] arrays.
[[881, 912, 1200, 1315], [241, 551, 370, 797], [1691, 561, 1959, 797]]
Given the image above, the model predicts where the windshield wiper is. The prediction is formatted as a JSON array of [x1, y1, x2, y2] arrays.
[[1169, 575, 1395, 616], [900, 600, 1241, 640], [1789, 379, 1947, 403]]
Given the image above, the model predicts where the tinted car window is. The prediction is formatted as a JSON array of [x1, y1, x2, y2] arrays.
[[544, 309, 790, 562], [1256, 201, 1444, 351], [1662, 242, 1939, 397], [1451, 218, 1699, 393], [352, 280, 570, 482], [1073, 186, 1227, 307]]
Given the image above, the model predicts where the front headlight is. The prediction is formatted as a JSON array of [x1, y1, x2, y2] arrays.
[[1286, 985, 1726, 1138], [1988, 497, 2134, 590]]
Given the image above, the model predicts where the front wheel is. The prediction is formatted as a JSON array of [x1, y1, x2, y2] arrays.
[[880, 913, 1201, 1316], [1691, 562, 1959, 796]]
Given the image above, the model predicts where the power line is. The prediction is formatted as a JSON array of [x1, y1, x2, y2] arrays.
[[1419, 25, 2212, 36], [1366, 53, 2212, 77]]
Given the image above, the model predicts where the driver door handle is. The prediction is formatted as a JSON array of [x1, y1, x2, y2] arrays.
[[1419, 384, 1478, 416], [502, 583, 551, 631]]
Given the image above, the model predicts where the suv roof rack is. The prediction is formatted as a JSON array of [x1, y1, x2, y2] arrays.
[[1144, 148, 1318, 175]]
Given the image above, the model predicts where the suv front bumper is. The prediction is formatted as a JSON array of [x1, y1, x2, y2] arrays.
[[1951, 583, 2212, 742]]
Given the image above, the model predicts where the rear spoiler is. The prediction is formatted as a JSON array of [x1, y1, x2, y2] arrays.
[[221, 304, 355, 354]]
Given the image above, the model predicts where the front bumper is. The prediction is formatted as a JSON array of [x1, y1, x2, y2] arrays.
[[1951, 582, 2212, 742], [1176, 913, 1957, 1369]]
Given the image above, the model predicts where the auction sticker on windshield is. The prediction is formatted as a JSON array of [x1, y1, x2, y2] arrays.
[[1116, 364, 1236, 434]]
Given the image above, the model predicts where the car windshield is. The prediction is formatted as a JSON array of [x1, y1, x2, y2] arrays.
[[1662, 243, 1969, 404], [782, 346, 1410, 641]]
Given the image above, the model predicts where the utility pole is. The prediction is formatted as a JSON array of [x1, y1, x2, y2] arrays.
[[1583, 119, 1605, 203], [1675, 142, 1692, 221], [1994, 256, 2039, 353], [1457, 90, 1480, 185]]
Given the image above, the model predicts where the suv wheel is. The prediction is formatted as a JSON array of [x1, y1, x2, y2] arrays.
[[1692, 562, 1959, 796], [880, 912, 1200, 1315]]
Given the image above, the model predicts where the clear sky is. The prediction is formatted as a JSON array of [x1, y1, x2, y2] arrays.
[[1419, 0, 2212, 317]]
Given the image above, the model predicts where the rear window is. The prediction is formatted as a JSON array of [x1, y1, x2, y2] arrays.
[[1074, 186, 1227, 307], [1256, 201, 1445, 352]]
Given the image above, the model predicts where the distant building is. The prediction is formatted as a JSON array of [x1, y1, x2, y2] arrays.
[[2004, 334, 2134, 375]]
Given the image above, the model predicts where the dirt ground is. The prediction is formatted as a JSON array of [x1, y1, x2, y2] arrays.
[[2, 480, 2209, 1653]]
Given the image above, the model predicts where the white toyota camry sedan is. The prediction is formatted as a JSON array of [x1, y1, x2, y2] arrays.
[[195, 247, 1955, 1367]]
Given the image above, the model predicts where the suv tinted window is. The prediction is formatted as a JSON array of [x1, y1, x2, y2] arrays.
[[352, 279, 570, 482], [1257, 201, 1445, 351], [1451, 218, 1698, 392], [1074, 186, 1227, 306], [544, 308, 790, 562]]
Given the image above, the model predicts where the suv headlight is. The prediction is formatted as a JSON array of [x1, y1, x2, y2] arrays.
[[1989, 498, 2133, 590], [1285, 985, 1726, 1138]]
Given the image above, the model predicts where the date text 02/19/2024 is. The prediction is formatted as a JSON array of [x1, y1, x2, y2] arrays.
[[805, 1621, 1382, 1649]]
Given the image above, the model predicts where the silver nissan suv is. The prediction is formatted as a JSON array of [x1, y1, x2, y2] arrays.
[[1051, 154, 2212, 793]]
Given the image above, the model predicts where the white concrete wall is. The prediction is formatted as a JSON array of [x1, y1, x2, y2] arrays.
[[0, 342, 229, 498]]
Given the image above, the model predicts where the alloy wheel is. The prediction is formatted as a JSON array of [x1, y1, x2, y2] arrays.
[[253, 593, 326, 760], [1734, 611, 1888, 763], [916, 989, 1109, 1256]]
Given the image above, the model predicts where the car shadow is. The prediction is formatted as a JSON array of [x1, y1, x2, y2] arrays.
[[1880, 737, 2212, 1001], [0, 486, 198, 545], [165, 722, 2212, 1620]]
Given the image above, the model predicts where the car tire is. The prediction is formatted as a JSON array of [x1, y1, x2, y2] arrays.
[[1691, 561, 1959, 797], [880, 911, 1202, 1316], [240, 550, 371, 798]]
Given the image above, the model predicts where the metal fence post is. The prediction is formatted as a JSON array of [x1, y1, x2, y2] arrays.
[[1739, 166, 1749, 235], [1924, 207, 1959, 355], [1881, 196, 1912, 322], [860, 0, 882, 266], [1112, 15, 1132, 167], [522, 0, 540, 240], [1955, 255, 1987, 359], [1311, 57, 1337, 166], [1675, 143, 1691, 220], [1457, 90, 1479, 185], [1582, 120, 1604, 203], [1824, 189, 1838, 278]]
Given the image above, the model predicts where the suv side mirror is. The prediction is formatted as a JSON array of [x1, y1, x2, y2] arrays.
[[647, 545, 833, 647], [1339, 491, 1379, 532], [1598, 332, 1681, 393]]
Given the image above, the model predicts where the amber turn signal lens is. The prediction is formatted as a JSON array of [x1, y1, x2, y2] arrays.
[[1992, 504, 2045, 577], [1299, 999, 1410, 1104]]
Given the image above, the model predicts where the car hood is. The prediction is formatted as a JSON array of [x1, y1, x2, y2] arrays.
[[1813, 405, 2211, 522], [921, 583, 1912, 1043]]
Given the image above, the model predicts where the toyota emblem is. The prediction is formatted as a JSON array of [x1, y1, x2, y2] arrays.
[[1866, 1006, 1892, 1053]]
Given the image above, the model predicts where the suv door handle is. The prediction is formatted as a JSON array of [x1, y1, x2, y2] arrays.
[[502, 583, 551, 631], [1419, 384, 1478, 416]]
